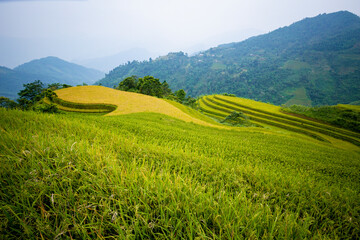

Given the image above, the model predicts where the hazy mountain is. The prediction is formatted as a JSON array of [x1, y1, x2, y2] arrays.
[[0, 66, 41, 99], [75, 48, 159, 73], [0, 56, 104, 99], [97, 11, 360, 106], [15, 56, 104, 85]]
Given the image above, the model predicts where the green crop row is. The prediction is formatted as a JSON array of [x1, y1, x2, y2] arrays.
[[52, 96, 117, 112], [200, 97, 329, 142], [209, 96, 360, 146], [214, 95, 360, 139], [43, 98, 110, 113]]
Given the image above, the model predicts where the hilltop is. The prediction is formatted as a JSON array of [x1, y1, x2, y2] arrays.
[[51, 85, 219, 127], [97, 11, 360, 106], [14, 56, 104, 85], [0, 57, 104, 99]]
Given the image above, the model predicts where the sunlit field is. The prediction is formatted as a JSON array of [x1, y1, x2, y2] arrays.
[[1, 108, 359, 239]]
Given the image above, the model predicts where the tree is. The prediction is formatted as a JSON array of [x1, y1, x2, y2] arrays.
[[47, 83, 62, 91], [221, 111, 249, 125], [175, 89, 186, 103], [43, 89, 58, 101], [0, 97, 18, 109], [161, 81, 172, 97], [17, 80, 44, 109], [184, 96, 197, 108], [117, 76, 138, 91], [138, 76, 163, 97], [116, 75, 179, 100]]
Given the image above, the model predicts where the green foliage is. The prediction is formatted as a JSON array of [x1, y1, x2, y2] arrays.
[[161, 81, 172, 97], [138, 76, 163, 97], [51, 96, 117, 113], [0, 96, 18, 109], [221, 111, 250, 126], [117, 75, 138, 91], [34, 102, 60, 113], [115, 76, 194, 105], [116, 75, 172, 98], [47, 83, 73, 91], [47, 83, 61, 90], [17, 80, 44, 109], [43, 89, 57, 101], [282, 104, 360, 133], [0, 109, 359, 239], [174, 89, 186, 103], [16, 80, 69, 111], [96, 11, 360, 106], [222, 93, 236, 97]]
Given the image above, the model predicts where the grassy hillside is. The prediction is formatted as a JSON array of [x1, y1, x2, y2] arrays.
[[97, 11, 360, 106], [1, 109, 359, 239]]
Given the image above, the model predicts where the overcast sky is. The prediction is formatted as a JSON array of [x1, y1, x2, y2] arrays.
[[0, 0, 360, 68]]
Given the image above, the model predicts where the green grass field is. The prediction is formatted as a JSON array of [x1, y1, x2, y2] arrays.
[[1, 108, 359, 239]]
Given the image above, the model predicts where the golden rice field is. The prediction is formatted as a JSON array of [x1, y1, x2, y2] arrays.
[[55, 86, 218, 127]]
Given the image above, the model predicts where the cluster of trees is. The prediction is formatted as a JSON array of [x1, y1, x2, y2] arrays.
[[116, 75, 196, 106], [0, 80, 71, 113]]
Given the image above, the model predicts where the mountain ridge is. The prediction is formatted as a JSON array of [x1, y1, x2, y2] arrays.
[[14, 56, 104, 85], [0, 56, 105, 99], [97, 11, 360, 106]]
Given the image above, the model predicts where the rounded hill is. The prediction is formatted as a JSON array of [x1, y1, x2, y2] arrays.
[[54, 85, 217, 127]]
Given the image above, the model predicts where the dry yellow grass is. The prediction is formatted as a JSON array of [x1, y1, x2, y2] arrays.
[[55, 86, 218, 127]]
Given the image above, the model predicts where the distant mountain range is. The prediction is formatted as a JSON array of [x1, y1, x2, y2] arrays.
[[0, 56, 104, 99], [97, 11, 360, 106]]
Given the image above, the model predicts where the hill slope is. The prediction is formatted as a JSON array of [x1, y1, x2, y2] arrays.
[[198, 94, 360, 149], [14, 56, 104, 86], [97, 11, 360, 106], [0, 56, 105, 99], [0, 108, 359, 238], [50, 86, 360, 150], [0, 66, 45, 99], [53, 85, 219, 127]]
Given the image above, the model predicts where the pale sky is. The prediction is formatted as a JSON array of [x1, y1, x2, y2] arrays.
[[0, 0, 360, 68]]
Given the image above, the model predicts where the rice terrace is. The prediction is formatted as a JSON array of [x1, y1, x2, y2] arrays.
[[1, 3, 360, 239], [1, 83, 359, 239]]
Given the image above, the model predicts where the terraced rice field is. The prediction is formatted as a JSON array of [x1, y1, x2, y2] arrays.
[[53, 86, 218, 127], [199, 95, 360, 150]]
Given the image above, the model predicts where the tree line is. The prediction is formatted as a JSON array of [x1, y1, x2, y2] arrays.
[[115, 75, 196, 107], [0, 80, 70, 113]]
